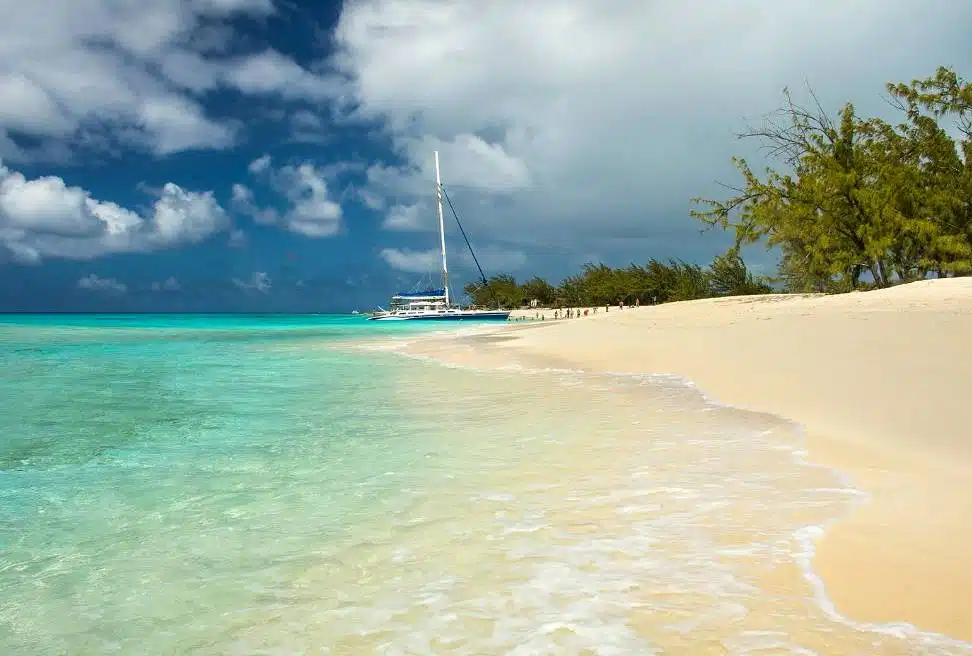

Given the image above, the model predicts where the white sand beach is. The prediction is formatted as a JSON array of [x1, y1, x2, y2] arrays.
[[426, 278, 972, 642]]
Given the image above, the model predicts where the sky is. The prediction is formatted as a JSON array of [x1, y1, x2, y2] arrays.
[[1, 0, 970, 312]]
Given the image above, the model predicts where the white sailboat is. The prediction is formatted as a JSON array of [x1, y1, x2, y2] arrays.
[[368, 151, 511, 322]]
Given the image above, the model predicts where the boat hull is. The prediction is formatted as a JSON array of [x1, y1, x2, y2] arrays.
[[367, 310, 510, 322]]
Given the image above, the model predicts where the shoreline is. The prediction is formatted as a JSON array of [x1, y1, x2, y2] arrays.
[[401, 278, 972, 644]]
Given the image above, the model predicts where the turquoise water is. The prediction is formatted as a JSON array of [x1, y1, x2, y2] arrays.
[[1, 315, 968, 654], [0, 315, 459, 653]]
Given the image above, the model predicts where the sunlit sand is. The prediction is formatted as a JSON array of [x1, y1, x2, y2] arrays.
[[404, 277, 972, 645]]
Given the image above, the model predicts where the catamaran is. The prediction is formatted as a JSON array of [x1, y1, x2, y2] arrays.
[[368, 151, 511, 322]]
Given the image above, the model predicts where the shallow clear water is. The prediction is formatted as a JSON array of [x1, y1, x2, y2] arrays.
[[0, 315, 968, 654]]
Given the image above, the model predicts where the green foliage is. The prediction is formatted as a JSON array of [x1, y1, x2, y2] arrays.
[[708, 249, 774, 296], [463, 274, 523, 308], [519, 276, 558, 306], [461, 252, 771, 308], [464, 68, 972, 310], [692, 68, 972, 289]]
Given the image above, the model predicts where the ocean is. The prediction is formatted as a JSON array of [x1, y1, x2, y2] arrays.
[[0, 314, 967, 655]]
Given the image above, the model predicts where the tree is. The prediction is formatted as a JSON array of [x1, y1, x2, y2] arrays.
[[668, 260, 711, 301], [707, 249, 773, 296], [519, 276, 557, 306], [887, 67, 972, 276], [691, 70, 972, 288], [691, 93, 901, 288], [463, 274, 524, 308]]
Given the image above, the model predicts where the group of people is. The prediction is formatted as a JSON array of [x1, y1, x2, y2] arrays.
[[510, 298, 645, 322]]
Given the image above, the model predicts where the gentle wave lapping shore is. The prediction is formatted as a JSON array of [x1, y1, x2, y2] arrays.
[[390, 277, 972, 650], [3, 298, 969, 654]]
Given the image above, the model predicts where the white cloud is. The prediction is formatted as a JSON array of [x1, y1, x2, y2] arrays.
[[248, 155, 273, 175], [0, 0, 300, 162], [151, 276, 181, 292], [78, 273, 126, 294], [379, 247, 441, 274], [383, 202, 426, 231], [194, 0, 275, 15], [379, 242, 526, 275], [275, 164, 342, 237], [0, 158, 230, 261], [231, 183, 252, 204], [224, 49, 339, 101], [357, 188, 385, 211], [328, 0, 972, 261], [0, 73, 74, 137], [233, 271, 271, 293], [147, 184, 229, 245], [135, 96, 235, 155], [157, 50, 225, 93], [234, 158, 344, 237], [230, 182, 278, 224]]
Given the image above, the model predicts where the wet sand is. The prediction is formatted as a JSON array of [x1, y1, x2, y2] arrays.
[[416, 278, 972, 643]]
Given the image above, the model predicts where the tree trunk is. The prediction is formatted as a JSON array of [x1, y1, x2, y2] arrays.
[[870, 259, 888, 287]]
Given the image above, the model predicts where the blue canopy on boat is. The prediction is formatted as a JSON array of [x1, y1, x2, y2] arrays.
[[393, 289, 445, 297]]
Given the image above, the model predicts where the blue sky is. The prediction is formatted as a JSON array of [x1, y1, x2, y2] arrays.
[[1, 0, 971, 312]]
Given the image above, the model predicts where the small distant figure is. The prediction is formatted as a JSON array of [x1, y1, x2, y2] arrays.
[[635, 298, 640, 307]]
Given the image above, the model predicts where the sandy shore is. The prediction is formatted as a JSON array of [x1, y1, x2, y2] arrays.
[[463, 280, 972, 641]]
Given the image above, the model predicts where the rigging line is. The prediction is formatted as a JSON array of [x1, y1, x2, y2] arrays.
[[440, 185, 489, 287], [440, 184, 496, 305]]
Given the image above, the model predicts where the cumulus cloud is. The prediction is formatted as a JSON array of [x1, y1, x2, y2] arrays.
[[5, 0, 970, 278], [379, 247, 441, 274], [275, 163, 343, 237], [233, 271, 271, 293], [151, 276, 181, 292], [230, 182, 278, 225], [147, 184, 229, 246], [327, 0, 972, 263], [224, 49, 339, 101], [0, 0, 280, 161], [234, 155, 343, 237], [379, 244, 526, 275], [78, 273, 126, 294], [383, 202, 426, 231], [0, 0, 343, 163], [247, 155, 273, 176], [0, 159, 230, 261]]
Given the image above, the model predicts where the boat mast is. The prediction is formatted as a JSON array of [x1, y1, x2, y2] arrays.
[[434, 150, 450, 306]]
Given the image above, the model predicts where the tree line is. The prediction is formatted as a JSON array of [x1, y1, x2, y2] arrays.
[[463, 251, 771, 308], [466, 66, 971, 308]]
